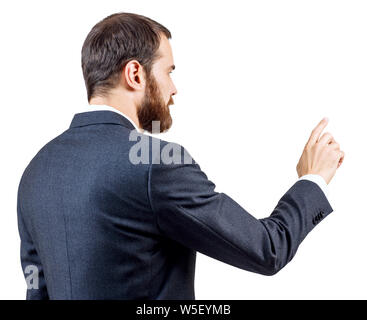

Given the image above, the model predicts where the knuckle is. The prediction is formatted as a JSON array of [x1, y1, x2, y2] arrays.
[[314, 142, 322, 149]]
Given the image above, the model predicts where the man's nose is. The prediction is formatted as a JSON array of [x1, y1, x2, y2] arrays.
[[172, 84, 178, 96]]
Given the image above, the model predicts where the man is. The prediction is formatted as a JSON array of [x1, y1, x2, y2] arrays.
[[17, 12, 344, 300]]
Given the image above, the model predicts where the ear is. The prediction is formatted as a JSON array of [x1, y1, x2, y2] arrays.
[[123, 60, 145, 90]]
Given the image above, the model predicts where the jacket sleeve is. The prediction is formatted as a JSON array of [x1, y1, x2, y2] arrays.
[[17, 186, 49, 300], [148, 143, 333, 276]]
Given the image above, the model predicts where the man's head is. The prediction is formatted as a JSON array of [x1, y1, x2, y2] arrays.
[[81, 12, 177, 133]]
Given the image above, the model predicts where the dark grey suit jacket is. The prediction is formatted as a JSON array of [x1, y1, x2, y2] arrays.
[[17, 110, 333, 299]]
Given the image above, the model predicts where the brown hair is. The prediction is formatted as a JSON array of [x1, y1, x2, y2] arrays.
[[81, 12, 171, 102]]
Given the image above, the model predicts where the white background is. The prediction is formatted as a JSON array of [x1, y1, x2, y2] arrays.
[[0, 0, 366, 299]]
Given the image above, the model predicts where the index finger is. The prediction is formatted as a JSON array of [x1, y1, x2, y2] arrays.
[[306, 117, 329, 146]]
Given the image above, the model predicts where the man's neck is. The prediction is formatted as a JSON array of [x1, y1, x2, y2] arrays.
[[89, 97, 141, 130]]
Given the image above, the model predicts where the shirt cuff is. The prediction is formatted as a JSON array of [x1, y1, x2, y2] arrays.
[[298, 174, 329, 199]]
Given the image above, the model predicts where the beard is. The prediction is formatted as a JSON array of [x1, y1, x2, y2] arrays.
[[136, 71, 173, 133]]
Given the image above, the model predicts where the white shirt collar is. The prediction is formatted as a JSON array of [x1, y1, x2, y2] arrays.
[[83, 104, 143, 133]]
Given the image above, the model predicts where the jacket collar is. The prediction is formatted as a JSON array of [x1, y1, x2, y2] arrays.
[[69, 110, 137, 131]]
